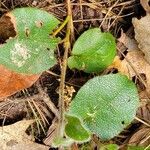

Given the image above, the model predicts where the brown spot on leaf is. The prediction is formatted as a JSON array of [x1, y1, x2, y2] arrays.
[[25, 28, 30, 37], [35, 21, 43, 28]]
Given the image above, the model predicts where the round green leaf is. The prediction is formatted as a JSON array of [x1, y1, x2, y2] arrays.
[[0, 8, 60, 74], [66, 74, 139, 140], [68, 28, 116, 73], [65, 115, 91, 142]]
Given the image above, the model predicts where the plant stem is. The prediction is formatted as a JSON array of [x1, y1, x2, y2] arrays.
[[57, 0, 73, 145], [57, 25, 70, 139], [52, 16, 70, 37], [57, 0, 73, 148]]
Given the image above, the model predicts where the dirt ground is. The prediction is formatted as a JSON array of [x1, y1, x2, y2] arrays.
[[0, 0, 150, 150]]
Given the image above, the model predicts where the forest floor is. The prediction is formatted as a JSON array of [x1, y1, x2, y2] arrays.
[[0, 0, 150, 150]]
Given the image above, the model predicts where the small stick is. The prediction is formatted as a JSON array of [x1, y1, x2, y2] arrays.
[[135, 116, 150, 127]]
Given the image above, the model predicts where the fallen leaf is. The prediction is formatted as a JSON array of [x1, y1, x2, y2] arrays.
[[137, 99, 150, 122], [0, 14, 16, 43], [112, 32, 150, 94], [0, 120, 49, 150], [132, 0, 150, 64], [118, 30, 139, 51], [0, 65, 40, 99], [140, 0, 150, 14], [43, 117, 58, 146], [114, 32, 150, 134], [128, 126, 150, 147], [119, 50, 150, 81]]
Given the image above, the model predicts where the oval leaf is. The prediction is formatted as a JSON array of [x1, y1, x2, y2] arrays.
[[67, 74, 139, 140], [0, 8, 60, 74], [68, 28, 116, 73]]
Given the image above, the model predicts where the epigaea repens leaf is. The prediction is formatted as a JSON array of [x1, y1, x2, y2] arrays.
[[0, 7, 60, 74], [66, 74, 139, 140], [68, 28, 116, 73]]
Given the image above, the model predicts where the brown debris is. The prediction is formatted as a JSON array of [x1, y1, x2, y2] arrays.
[[133, 14, 150, 66], [0, 15, 16, 43], [0, 65, 40, 99], [0, 119, 49, 150], [128, 126, 150, 147]]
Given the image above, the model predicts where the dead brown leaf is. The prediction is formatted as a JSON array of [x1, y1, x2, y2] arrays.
[[0, 14, 16, 43], [0, 120, 49, 150], [0, 65, 40, 100], [140, 0, 150, 14], [128, 126, 150, 147], [43, 117, 58, 146], [137, 99, 150, 122], [112, 32, 150, 131], [132, 0, 150, 65], [111, 32, 150, 94]]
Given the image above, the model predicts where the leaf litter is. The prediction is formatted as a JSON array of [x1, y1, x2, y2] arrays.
[[2, 1, 150, 149], [0, 65, 39, 99], [0, 120, 49, 150], [111, 26, 150, 149]]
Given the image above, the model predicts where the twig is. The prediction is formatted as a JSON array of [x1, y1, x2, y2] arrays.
[[135, 116, 150, 127], [145, 144, 150, 150], [73, 13, 133, 22], [107, 5, 125, 31], [46, 70, 60, 77], [100, 0, 119, 28]]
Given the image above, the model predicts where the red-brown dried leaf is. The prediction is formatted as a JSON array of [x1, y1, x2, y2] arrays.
[[0, 65, 40, 99]]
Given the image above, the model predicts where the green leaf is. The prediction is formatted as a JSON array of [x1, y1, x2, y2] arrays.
[[0, 7, 60, 74], [127, 146, 148, 150], [68, 28, 116, 73], [65, 115, 91, 142], [52, 137, 74, 148], [66, 74, 139, 140], [101, 144, 119, 150]]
